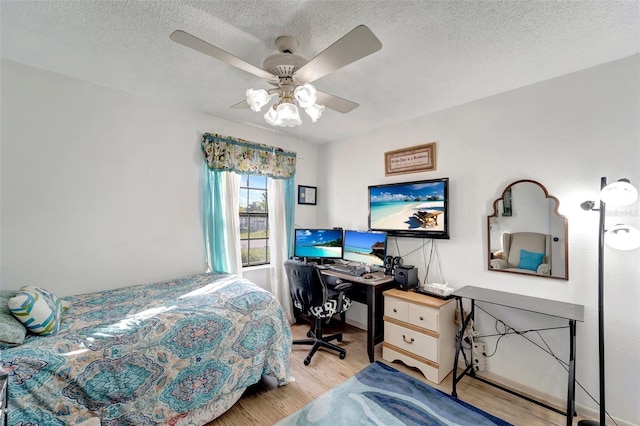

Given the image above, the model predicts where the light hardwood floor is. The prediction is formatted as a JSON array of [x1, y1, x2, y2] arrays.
[[212, 322, 591, 425]]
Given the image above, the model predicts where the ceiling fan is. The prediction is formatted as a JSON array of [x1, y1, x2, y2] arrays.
[[170, 25, 382, 127]]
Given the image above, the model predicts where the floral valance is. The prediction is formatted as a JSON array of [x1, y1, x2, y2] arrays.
[[202, 133, 297, 179]]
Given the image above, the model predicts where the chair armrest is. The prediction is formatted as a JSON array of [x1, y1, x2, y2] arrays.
[[536, 263, 551, 275], [332, 281, 353, 313], [490, 259, 509, 270], [334, 282, 353, 292]]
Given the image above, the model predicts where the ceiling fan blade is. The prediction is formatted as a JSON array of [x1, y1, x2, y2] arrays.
[[170, 30, 277, 82], [316, 91, 359, 113], [294, 25, 382, 83], [230, 99, 250, 109]]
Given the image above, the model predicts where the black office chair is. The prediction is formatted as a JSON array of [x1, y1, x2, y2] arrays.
[[284, 260, 353, 366]]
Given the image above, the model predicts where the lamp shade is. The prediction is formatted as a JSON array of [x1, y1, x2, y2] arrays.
[[293, 84, 317, 108], [605, 224, 640, 250], [264, 106, 278, 126], [246, 88, 271, 112], [304, 103, 325, 123], [600, 179, 638, 206], [275, 103, 302, 127]]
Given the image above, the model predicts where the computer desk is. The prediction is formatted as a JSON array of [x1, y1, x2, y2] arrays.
[[452, 286, 584, 426], [320, 270, 396, 362]]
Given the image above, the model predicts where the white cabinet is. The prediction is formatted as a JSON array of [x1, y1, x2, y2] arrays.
[[382, 288, 456, 384]]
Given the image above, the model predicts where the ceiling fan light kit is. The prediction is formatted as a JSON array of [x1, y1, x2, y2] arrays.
[[246, 82, 323, 127], [246, 88, 271, 112], [170, 25, 382, 128]]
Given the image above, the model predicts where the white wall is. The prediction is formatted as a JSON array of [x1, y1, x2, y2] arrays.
[[320, 56, 640, 424], [0, 59, 319, 295], [1, 54, 639, 424]]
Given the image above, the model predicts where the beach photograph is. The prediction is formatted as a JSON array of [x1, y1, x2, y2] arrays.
[[369, 181, 446, 232], [294, 229, 343, 259], [343, 231, 387, 267]]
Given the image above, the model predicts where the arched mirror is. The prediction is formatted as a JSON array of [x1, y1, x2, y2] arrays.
[[488, 180, 568, 280]]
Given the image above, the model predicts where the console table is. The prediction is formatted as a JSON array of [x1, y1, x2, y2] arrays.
[[320, 270, 396, 362], [452, 286, 584, 426]]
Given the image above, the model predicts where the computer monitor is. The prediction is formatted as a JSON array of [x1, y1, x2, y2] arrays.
[[293, 229, 344, 260], [342, 230, 387, 267]]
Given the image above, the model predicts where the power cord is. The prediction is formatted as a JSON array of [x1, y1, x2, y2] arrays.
[[423, 239, 446, 285], [475, 304, 619, 426]]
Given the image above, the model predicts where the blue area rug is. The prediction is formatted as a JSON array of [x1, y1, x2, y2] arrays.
[[276, 361, 512, 426]]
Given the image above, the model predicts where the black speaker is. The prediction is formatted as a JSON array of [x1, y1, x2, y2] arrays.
[[392, 256, 403, 275], [395, 265, 418, 291], [384, 255, 394, 275]]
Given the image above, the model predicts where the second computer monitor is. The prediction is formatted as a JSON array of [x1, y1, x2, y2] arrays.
[[342, 230, 387, 267]]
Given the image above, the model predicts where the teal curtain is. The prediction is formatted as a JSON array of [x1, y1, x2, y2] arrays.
[[201, 133, 297, 272], [202, 166, 230, 273], [285, 177, 295, 257]]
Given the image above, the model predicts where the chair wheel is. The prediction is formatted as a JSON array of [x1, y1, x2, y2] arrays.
[[304, 358, 311, 366], [337, 334, 343, 342], [339, 352, 346, 360], [307, 330, 313, 338]]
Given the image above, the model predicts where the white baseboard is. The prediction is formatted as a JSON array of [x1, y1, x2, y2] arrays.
[[455, 361, 632, 426], [345, 318, 366, 330]]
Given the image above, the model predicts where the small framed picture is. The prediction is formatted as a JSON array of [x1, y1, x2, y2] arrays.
[[298, 185, 317, 205]]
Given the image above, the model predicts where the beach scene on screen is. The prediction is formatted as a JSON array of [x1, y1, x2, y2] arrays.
[[295, 229, 343, 258], [370, 181, 445, 231], [343, 231, 386, 266]]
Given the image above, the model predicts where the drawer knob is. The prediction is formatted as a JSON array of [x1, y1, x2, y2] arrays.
[[402, 334, 415, 344], [393, 308, 397, 313], [419, 316, 424, 321]]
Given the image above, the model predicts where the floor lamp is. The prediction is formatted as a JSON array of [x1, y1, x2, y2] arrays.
[[579, 177, 640, 426]]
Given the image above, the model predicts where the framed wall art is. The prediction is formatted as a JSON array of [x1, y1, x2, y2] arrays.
[[384, 142, 436, 176], [298, 185, 317, 205]]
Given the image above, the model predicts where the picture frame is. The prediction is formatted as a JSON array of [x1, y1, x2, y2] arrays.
[[298, 185, 317, 205], [384, 142, 437, 176]]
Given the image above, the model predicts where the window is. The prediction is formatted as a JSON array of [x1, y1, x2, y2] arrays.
[[239, 175, 269, 266]]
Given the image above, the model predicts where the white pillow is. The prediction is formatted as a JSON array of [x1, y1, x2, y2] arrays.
[[8, 286, 68, 336]]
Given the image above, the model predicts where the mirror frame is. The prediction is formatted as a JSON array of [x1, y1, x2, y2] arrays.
[[487, 179, 569, 280]]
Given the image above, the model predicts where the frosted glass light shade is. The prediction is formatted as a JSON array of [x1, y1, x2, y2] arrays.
[[304, 103, 325, 123], [275, 103, 302, 127], [600, 180, 638, 206], [264, 106, 278, 126], [246, 88, 270, 112], [293, 84, 317, 108], [605, 224, 640, 250]]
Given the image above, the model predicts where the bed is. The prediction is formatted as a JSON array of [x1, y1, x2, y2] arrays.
[[0, 272, 292, 425]]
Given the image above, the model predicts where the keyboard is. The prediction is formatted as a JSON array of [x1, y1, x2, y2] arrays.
[[328, 264, 367, 277]]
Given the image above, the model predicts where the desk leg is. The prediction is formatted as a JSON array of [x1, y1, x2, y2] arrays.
[[567, 319, 577, 425], [452, 298, 475, 398], [366, 286, 375, 363], [452, 297, 463, 398]]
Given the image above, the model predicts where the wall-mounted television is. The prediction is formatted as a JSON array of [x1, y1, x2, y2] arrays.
[[293, 229, 344, 260], [368, 177, 450, 239], [343, 230, 387, 267]]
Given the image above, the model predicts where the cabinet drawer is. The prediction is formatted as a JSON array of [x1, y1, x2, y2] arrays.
[[409, 303, 439, 332], [384, 322, 437, 361], [384, 297, 408, 322], [383, 345, 443, 384]]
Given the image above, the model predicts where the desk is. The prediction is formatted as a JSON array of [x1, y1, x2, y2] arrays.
[[452, 286, 584, 426], [320, 270, 396, 362]]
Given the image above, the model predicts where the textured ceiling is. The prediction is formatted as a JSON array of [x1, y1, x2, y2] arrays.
[[1, 1, 638, 144]]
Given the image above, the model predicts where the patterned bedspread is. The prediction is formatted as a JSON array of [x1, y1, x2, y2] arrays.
[[0, 272, 292, 425]]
